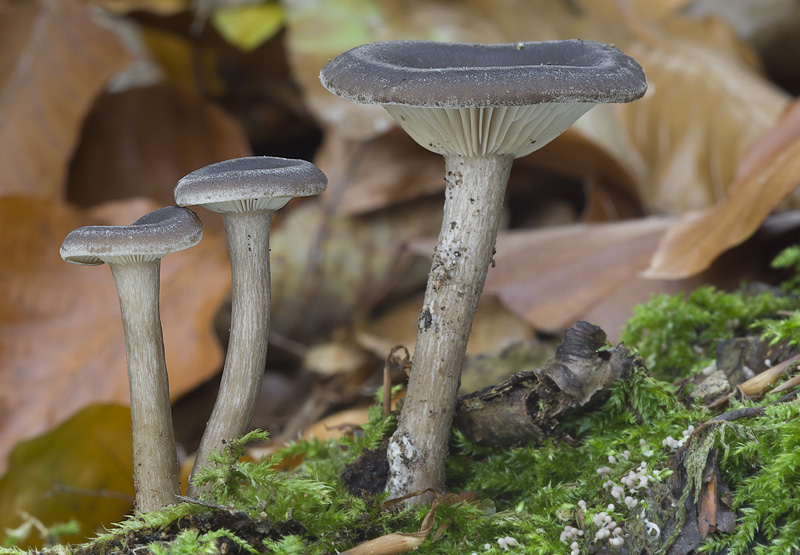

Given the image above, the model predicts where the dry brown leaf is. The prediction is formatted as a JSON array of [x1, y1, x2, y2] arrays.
[[480, 218, 672, 336], [0, 197, 230, 475], [302, 407, 370, 441], [138, 25, 226, 97], [475, 214, 799, 339], [518, 131, 647, 222], [0, 0, 130, 198], [608, 21, 788, 214], [340, 492, 478, 555], [67, 83, 251, 209], [303, 336, 375, 377], [644, 100, 800, 279]]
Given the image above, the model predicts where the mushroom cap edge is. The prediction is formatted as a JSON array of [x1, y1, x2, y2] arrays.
[[320, 39, 648, 109], [174, 156, 328, 211], [60, 206, 203, 266]]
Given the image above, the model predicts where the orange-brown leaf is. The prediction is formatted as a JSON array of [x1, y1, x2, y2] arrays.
[[484, 218, 673, 337], [0, 0, 129, 198]]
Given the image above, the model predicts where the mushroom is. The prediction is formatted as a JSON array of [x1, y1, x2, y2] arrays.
[[174, 156, 327, 493], [60, 206, 203, 512], [320, 39, 647, 502]]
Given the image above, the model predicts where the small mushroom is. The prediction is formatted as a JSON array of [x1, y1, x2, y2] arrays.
[[174, 156, 327, 493], [60, 206, 203, 512], [321, 39, 647, 502]]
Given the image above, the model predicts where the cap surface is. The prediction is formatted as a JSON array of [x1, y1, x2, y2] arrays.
[[174, 156, 328, 213], [320, 39, 647, 109], [60, 206, 203, 265]]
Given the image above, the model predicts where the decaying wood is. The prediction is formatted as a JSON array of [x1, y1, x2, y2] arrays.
[[454, 321, 635, 446]]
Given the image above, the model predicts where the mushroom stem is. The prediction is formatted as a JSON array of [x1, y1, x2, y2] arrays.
[[387, 153, 514, 503], [109, 260, 180, 512], [188, 210, 271, 494]]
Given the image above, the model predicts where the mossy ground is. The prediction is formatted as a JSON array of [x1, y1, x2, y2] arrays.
[[6, 249, 800, 555]]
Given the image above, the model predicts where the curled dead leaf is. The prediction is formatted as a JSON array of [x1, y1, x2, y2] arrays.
[[340, 491, 479, 555], [645, 100, 800, 279]]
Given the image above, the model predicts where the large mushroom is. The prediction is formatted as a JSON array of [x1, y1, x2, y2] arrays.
[[174, 156, 327, 494], [60, 206, 203, 512], [320, 39, 647, 502]]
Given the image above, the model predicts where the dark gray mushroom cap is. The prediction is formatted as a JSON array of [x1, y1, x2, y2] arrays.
[[174, 156, 328, 213], [320, 39, 647, 108], [60, 206, 203, 266]]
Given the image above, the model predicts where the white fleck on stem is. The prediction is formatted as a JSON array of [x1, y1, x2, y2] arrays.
[[188, 211, 271, 494], [386, 154, 514, 503], [110, 261, 179, 512]]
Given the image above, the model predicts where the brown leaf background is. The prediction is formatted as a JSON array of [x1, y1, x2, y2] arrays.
[[0, 0, 130, 198]]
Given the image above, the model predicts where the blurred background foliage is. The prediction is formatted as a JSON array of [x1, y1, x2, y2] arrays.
[[1, 0, 800, 547]]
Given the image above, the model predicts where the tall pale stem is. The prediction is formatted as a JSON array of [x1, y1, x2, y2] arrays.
[[189, 211, 271, 493], [110, 261, 180, 512], [386, 154, 514, 503]]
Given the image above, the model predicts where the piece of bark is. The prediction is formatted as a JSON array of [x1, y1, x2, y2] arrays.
[[454, 321, 635, 447]]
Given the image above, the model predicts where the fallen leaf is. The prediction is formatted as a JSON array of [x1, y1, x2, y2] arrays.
[[303, 337, 375, 377], [67, 83, 251, 209], [0, 405, 134, 549], [474, 215, 795, 340], [481, 218, 672, 336], [0, 0, 130, 198], [340, 492, 479, 555], [138, 25, 225, 97], [0, 197, 230, 475], [517, 131, 647, 222], [645, 100, 800, 278], [607, 17, 789, 214], [303, 407, 371, 441]]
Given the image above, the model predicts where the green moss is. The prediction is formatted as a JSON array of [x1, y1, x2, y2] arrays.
[[620, 285, 797, 380], [699, 401, 800, 554]]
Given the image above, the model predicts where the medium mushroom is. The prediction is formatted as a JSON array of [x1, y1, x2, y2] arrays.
[[60, 206, 203, 512], [320, 39, 647, 502], [174, 156, 327, 494]]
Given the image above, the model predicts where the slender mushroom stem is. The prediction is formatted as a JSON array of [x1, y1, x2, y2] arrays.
[[109, 260, 180, 512], [386, 154, 513, 502], [175, 157, 326, 494], [188, 210, 271, 494], [60, 206, 202, 511]]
